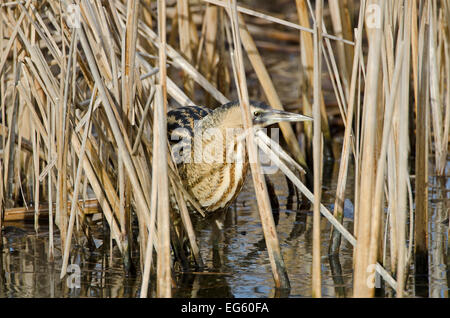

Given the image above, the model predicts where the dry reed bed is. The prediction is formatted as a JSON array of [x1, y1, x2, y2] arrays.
[[0, 0, 448, 298]]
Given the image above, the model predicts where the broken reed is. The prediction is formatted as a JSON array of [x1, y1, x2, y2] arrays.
[[0, 0, 449, 298]]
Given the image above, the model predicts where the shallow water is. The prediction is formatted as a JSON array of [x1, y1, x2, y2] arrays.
[[1, 158, 448, 298]]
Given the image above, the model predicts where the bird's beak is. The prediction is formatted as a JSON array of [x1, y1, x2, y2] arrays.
[[256, 109, 313, 126]]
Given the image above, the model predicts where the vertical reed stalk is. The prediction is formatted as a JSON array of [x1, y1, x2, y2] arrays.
[[428, 0, 445, 175], [203, 4, 218, 89], [312, 0, 323, 298], [395, 1, 412, 297], [32, 118, 39, 232], [353, 0, 384, 298], [177, 0, 194, 98], [46, 98, 54, 261], [295, 0, 333, 161], [123, 0, 139, 123], [140, 125, 159, 298], [330, 0, 366, 255], [328, 0, 352, 99], [414, 2, 430, 296], [156, 0, 171, 298], [154, 86, 171, 298], [368, 41, 405, 282], [0, 10, 3, 241], [122, 1, 140, 271], [5, 60, 20, 208], [227, 0, 290, 290]]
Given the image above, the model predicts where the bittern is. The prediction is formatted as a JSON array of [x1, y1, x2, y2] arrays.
[[167, 100, 312, 215]]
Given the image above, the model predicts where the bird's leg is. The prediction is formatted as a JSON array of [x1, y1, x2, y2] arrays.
[[265, 175, 280, 226], [169, 215, 190, 271]]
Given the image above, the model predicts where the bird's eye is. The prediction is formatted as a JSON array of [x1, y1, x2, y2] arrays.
[[253, 111, 261, 117]]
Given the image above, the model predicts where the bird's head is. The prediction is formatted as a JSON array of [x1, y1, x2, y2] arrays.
[[199, 100, 312, 131], [247, 101, 312, 128]]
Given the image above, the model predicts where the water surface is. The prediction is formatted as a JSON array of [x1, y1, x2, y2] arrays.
[[1, 159, 448, 298]]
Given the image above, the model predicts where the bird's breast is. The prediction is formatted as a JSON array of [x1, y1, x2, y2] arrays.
[[175, 133, 249, 213]]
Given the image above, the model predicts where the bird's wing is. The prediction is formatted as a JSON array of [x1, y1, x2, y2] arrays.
[[167, 106, 211, 143]]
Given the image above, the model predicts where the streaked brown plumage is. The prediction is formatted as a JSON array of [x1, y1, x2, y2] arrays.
[[167, 100, 312, 215]]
